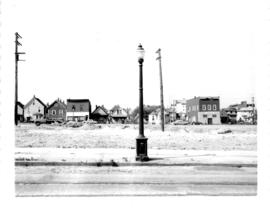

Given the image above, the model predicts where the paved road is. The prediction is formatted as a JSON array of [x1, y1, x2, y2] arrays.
[[16, 165, 257, 196]]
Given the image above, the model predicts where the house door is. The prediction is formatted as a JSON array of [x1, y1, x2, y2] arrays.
[[208, 118, 213, 125]]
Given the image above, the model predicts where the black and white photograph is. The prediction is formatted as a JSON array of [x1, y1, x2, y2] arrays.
[[1, 0, 270, 210]]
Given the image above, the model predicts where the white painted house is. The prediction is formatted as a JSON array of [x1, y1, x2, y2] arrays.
[[170, 99, 187, 120], [148, 109, 170, 125], [24, 95, 47, 122], [237, 106, 255, 123]]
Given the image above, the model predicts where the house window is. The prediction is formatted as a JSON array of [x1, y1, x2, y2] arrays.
[[59, 110, 63, 116], [80, 105, 83, 111], [152, 115, 154, 121], [52, 110, 56, 115], [202, 105, 206, 111], [203, 114, 207, 118], [213, 114, 217, 117], [72, 105, 75, 111], [213, 104, 217, 111], [208, 105, 211, 110]]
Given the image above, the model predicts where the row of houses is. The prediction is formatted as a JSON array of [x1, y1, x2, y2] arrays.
[[17, 95, 256, 125], [148, 96, 221, 125], [148, 96, 257, 125], [17, 95, 129, 123]]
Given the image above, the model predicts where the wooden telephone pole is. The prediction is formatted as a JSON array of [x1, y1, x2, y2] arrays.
[[156, 48, 165, 132], [15, 32, 25, 125]]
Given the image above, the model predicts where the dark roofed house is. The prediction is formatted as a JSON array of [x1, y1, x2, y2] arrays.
[[24, 95, 47, 122], [110, 105, 128, 124], [91, 105, 109, 123], [47, 98, 67, 122], [66, 99, 91, 122]]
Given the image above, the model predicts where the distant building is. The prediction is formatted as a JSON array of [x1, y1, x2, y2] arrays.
[[110, 105, 128, 123], [91, 105, 109, 123], [24, 95, 47, 122], [230, 101, 255, 111], [148, 108, 170, 125], [170, 99, 187, 121], [46, 98, 67, 122], [227, 101, 256, 124], [220, 107, 237, 124], [237, 106, 256, 124], [66, 99, 91, 122], [186, 96, 221, 124], [17, 101, 24, 122]]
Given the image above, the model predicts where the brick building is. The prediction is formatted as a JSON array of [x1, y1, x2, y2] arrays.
[[46, 98, 67, 122], [186, 96, 221, 124], [66, 99, 91, 121]]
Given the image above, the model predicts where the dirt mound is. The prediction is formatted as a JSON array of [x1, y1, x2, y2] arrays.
[[80, 124, 102, 130], [65, 121, 83, 128]]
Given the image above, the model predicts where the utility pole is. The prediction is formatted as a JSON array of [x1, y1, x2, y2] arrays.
[[15, 32, 25, 125], [156, 48, 165, 132]]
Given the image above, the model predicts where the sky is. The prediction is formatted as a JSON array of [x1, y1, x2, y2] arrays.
[[12, 0, 258, 110]]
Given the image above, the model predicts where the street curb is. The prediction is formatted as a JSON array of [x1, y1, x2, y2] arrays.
[[15, 161, 257, 168]]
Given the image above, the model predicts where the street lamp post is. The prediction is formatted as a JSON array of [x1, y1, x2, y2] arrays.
[[136, 44, 149, 161]]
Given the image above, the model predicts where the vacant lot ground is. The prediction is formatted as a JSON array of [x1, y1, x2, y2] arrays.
[[15, 123, 256, 151]]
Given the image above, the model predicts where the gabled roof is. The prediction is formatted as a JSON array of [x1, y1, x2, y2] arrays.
[[92, 106, 109, 115], [24, 95, 46, 108], [47, 99, 67, 110], [17, 101, 24, 108]]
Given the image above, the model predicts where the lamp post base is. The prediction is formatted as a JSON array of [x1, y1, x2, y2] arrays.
[[136, 136, 149, 161]]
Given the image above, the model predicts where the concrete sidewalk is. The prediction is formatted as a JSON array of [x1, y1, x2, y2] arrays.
[[15, 148, 257, 167]]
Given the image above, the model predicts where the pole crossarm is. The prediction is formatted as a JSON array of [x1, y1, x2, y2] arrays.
[[15, 32, 22, 38], [16, 41, 22, 46]]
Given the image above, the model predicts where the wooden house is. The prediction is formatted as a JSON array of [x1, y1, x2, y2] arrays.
[[24, 95, 47, 122], [148, 108, 170, 125], [91, 105, 109, 123], [66, 99, 91, 122], [46, 98, 67, 122], [110, 105, 127, 124]]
